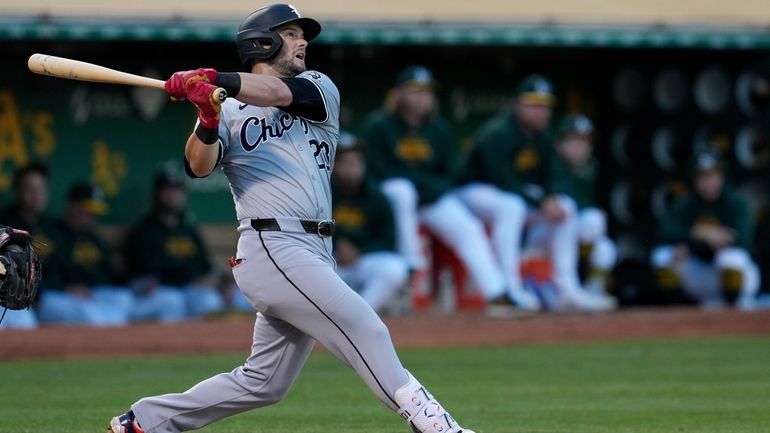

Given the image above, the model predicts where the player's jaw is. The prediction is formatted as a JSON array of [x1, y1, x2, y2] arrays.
[[270, 47, 307, 77]]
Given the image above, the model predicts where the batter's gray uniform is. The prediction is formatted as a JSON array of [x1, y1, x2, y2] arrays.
[[130, 70, 410, 432]]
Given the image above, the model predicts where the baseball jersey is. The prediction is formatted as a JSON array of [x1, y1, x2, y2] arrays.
[[125, 212, 212, 286], [556, 157, 600, 209], [213, 70, 340, 221], [460, 108, 559, 205], [658, 187, 753, 249], [332, 177, 397, 254], [360, 109, 457, 205]]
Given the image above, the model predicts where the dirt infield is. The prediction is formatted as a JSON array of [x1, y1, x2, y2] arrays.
[[2, 307, 770, 361]]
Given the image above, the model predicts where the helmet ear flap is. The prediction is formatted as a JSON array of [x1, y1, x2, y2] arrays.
[[236, 30, 284, 70]]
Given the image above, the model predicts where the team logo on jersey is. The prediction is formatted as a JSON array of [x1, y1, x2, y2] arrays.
[[240, 113, 309, 151], [514, 147, 540, 171], [308, 71, 322, 80], [333, 205, 365, 228], [396, 137, 433, 162]]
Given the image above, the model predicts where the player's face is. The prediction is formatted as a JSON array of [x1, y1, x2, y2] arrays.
[[271, 23, 308, 76], [332, 151, 365, 187], [156, 186, 187, 214], [516, 102, 553, 133], [557, 135, 592, 168], [398, 88, 436, 123], [694, 169, 724, 202], [16, 172, 49, 215]]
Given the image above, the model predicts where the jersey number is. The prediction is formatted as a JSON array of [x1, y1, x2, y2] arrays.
[[310, 139, 331, 171]]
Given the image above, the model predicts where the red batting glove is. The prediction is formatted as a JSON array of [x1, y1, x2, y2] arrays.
[[187, 81, 221, 129], [164, 68, 218, 100]]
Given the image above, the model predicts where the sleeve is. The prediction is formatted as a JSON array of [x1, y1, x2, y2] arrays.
[[658, 197, 693, 244], [287, 70, 340, 129]]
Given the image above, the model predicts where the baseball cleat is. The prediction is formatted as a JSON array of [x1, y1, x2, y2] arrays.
[[485, 293, 539, 319], [107, 410, 145, 433]]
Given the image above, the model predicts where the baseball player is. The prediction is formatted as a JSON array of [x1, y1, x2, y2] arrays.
[[108, 5, 475, 433], [651, 152, 761, 310], [456, 75, 616, 312], [361, 65, 540, 316], [332, 132, 410, 313], [552, 115, 618, 295]]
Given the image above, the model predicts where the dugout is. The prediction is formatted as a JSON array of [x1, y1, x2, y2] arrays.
[[1, 0, 769, 302]]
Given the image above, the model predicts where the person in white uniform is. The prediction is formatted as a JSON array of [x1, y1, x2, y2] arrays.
[[107, 4, 475, 433]]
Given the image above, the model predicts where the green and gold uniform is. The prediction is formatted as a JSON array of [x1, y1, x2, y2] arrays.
[[332, 178, 396, 254], [460, 109, 566, 204], [360, 109, 457, 205], [658, 187, 753, 250], [44, 221, 120, 289], [125, 213, 212, 286], [557, 157, 599, 210]]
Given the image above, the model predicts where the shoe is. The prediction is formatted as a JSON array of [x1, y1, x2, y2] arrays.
[[485, 294, 538, 318], [509, 286, 542, 311], [559, 287, 618, 312], [108, 410, 145, 433]]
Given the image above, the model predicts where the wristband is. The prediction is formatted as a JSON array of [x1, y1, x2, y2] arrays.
[[195, 124, 219, 145], [215, 73, 241, 98]]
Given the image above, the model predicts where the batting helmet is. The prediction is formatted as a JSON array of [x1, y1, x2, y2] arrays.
[[236, 4, 321, 70]]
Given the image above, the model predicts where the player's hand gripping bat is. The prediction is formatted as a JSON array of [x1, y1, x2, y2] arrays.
[[27, 53, 227, 103]]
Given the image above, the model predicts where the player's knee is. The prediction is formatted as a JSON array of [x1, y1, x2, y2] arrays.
[[381, 178, 418, 207], [556, 195, 578, 217], [498, 194, 527, 223], [579, 208, 607, 242], [379, 256, 410, 286], [714, 247, 750, 270], [591, 237, 618, 270]]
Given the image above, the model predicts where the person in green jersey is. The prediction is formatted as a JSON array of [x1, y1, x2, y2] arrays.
[[331, 132, 409, 313], [553, 114, 618, 295], [651, 152, 762, 310], [362, 66, 535, 317], [37, 183, 135, 325], [456, 75, 616, 312], [124, 169, 224, 321]]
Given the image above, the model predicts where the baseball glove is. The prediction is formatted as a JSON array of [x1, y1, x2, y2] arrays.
[[0, 225, 41, 312]]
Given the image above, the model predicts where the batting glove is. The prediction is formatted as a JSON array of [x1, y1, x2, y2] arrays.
[[165, 68, 218, 99], [187, 81, 222, 130]]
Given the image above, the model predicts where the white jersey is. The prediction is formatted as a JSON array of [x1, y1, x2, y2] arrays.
[[214, 70, 340, 221]]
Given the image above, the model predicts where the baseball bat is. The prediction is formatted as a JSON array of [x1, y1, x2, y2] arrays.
[[27, 53, 226, 102]]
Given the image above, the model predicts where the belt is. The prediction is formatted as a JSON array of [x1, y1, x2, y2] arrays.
[[250, 218, 335, 237]]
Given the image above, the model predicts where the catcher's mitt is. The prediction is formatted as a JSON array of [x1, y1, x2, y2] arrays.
[[0, 225, 41, 313]]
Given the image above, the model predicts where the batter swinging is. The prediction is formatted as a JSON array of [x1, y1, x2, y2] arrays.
[[107, 4, 475, 433]]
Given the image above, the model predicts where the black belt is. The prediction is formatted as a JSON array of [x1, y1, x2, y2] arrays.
[[251, 218, 335, 237]]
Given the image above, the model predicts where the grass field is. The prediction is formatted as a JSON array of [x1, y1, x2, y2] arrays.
[[1, 336, 769, 433]]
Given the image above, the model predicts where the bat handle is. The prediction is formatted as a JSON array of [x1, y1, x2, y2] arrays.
[[169, 87, 227, 103]]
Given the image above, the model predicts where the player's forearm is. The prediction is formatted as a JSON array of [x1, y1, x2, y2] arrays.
[[234, 73, 293, 107], [185, 134, 219, 177]]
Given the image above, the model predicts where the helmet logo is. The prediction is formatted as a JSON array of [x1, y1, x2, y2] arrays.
[[288, 4, 301, 17]]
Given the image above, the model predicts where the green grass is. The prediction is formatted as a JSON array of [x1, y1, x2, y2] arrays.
[[1, 337, 770, 433]]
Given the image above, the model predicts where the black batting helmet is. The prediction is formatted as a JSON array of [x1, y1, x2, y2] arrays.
[[236, 4, 321, 70]]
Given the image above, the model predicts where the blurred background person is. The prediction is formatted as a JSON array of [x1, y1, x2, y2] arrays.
[[1, 162, 56, 261], [361, 65, 537, 317], [0, 162, 56, 329], [457, 74, 616, 312], [37, 183, 135, 325], [651, 153, 761, 310], [124, 169, 224, 320], [331, 132, 409, 313], [552, 114, 618, 296]]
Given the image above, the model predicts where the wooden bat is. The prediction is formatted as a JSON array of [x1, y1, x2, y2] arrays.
[[27, 53, 226, 102]]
